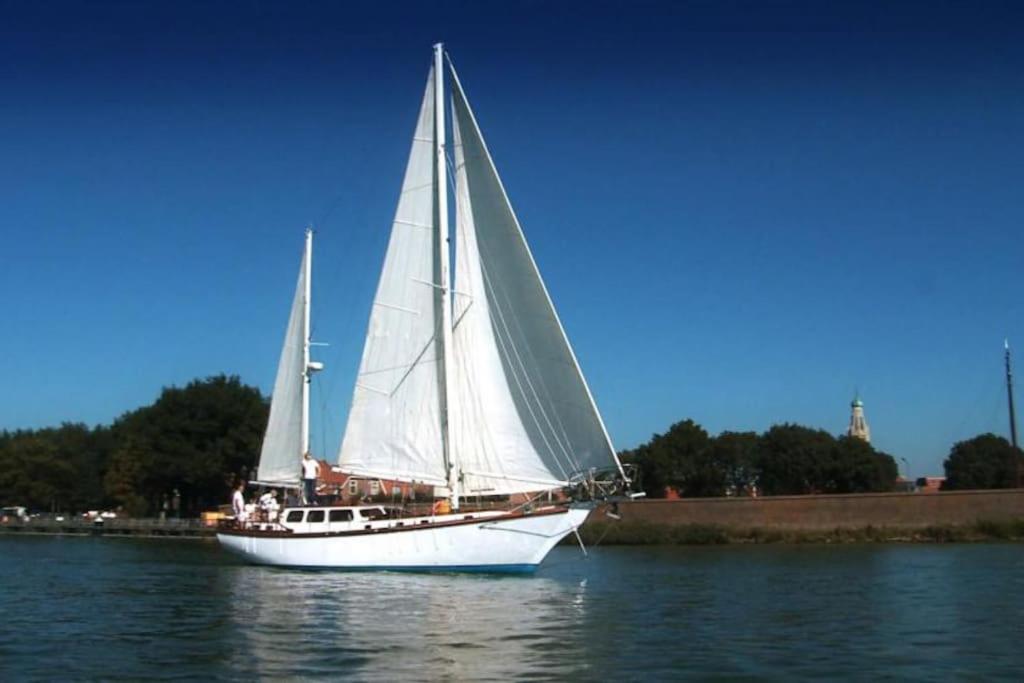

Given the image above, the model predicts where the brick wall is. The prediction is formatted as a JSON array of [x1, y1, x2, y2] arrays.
[[613, 489, 1024, 530]]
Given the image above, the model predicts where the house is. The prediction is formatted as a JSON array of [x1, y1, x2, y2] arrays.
[[915, 476, 946, 494], [315, 461, 433, 504]]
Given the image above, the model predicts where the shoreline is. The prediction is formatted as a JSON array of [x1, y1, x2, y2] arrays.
[[577, 518, 1024, 545], [4, 517, 1024, 546]]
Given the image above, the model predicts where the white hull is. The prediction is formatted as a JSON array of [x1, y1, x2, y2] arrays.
[[217, 506, 591, 573]]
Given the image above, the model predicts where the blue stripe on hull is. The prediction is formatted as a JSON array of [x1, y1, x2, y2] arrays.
[[259, 563, 539, 574]]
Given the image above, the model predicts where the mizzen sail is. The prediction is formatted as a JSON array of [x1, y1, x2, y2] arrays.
[[257, 244, 307, 486]]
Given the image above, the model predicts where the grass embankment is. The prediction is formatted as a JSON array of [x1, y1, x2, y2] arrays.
[[577, 519, 1024, 545]]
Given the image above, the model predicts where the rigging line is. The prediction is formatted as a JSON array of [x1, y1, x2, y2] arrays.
[[314, 374, 331, 461], [479, 235, 578, 467], [387, 325, 443, 398], [484, 254, 580, 472], [451, 166, 508, 486], [451, 299, 473, 332], [450, 69, 622, 476], [398, 179, 436, 195], [455, 215, 515, 486], [481, 262, 575, 480], [590, 520, 615, 549], [453, 114, 558, 490], [482, 254, 574, 477], [358, 357, 438, 378], [315, 194, 346, 228], [454, 137, 579, 472], [479, 254, 578, 477]]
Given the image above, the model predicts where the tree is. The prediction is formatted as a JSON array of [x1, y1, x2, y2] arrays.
[[0, 424, 113, 512], [708, 431, 759, 495], [0, 435, 76, 511], [104, 435, 153, 517], [106, 375, 268, 515], [756, 424, 834, 495], [825, 436, 898, 493], [625, 420, 711, 497], [942, 434, 1023, 490]]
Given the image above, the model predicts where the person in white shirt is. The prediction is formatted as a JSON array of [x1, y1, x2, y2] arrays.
[[259, 490, 280, 522], [301, 452, 320, 504], [231, 482, 248, 525]]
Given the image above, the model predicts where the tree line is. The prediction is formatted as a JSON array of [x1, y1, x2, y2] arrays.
[[621, 419, 1023, 497], [2, 375, 1021, 515], [0, 375, 266, 517]]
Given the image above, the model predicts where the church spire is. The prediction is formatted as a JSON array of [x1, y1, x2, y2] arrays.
[[848, 393, 871, 442]]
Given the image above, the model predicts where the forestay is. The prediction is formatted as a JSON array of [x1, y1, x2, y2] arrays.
[[448, 63, 622, 495], [257, 245, 307, 486], [337, 65, 449, 486]]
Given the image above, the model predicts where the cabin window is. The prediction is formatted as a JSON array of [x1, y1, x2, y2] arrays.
[[348, 479, 359, 495], [286, 511, 304, 523], [370, 480, 381, 495], [307, 510, 325, 523], [329, 510, 353, 522]]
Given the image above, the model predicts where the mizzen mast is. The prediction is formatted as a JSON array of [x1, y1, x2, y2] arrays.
[[302, 226, 323, 459]]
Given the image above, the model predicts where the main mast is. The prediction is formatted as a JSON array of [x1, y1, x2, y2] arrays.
[[434, 43, 460, 509]]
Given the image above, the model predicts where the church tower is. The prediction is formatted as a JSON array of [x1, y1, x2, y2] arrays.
[[847, 394, 871, 442]]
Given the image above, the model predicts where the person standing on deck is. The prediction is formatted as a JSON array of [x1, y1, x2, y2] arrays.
[[232, 482, 248, 525], [301, 452, 320, 504]]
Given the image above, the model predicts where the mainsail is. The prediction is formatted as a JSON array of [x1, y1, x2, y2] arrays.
[[337, 65, 449, 486], [336, 53, 622, 496], [448, 64, 620, 495], [256, 243, 307, 486]]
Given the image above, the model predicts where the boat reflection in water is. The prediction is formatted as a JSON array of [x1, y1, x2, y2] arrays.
[[222, 555, 593, 680]]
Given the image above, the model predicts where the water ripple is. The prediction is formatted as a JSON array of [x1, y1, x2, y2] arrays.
[[2, 538, 1024, 680]]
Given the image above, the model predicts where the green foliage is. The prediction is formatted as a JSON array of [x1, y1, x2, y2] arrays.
[[622, 420, 711, 497], [105, 375, 267, 515], [0, 375, 267, 516], [757, 424, 834, 495], [942, 434, 1023, 490], [0, 423, 111, 512], [709, 431, 759, 496], [623, 419, 900, 498]]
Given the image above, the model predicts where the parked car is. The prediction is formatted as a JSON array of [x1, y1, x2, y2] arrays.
[[1, 506, 29, 522]]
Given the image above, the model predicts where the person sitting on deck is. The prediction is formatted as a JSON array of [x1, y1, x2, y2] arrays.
[[259, 490, 280, 522]]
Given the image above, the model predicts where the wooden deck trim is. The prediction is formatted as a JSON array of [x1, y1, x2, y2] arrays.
[[216, 505, 570, 540]]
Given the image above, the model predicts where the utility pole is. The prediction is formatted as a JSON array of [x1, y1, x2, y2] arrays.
[[1007, 340, 1019, 450], [1006, 340, 1020, 488]]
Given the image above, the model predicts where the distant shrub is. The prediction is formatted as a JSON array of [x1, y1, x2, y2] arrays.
[[672, 524, 728, 545]]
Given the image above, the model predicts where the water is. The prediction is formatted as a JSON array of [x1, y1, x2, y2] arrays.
[[1, 537, 1022, 681]]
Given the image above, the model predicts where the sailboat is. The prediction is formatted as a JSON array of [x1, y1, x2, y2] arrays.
[[217, 45, 628, 572]]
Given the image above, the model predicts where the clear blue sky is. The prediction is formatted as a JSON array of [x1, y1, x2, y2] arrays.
[[2, 1, 1022, 479]]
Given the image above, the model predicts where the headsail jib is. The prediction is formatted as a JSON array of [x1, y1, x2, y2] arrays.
[[446, 55, 622, 495]]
